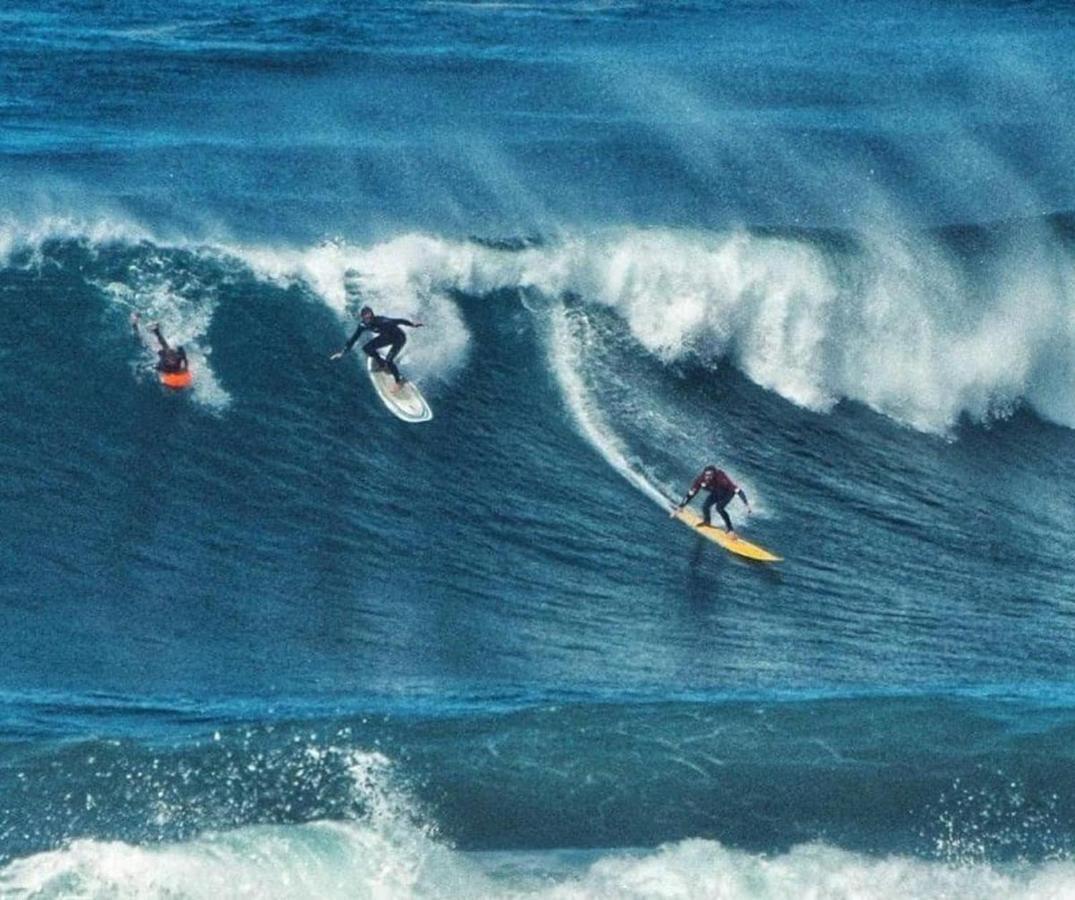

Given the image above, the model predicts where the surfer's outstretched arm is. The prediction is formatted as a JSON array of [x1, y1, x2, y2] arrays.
[[149, 323, 171, 352], [131, 312, 160, 345], [330, 323, 367, 360], [675, 471, 706, 508], [737, 488, 752, 514], [131, 313, 170, 350], [671, 486, 698, 515]]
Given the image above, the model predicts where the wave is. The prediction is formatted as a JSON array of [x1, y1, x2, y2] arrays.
[[5, 830, 1075, 899], [226, 219, 1075, 435], [3, 696, 1074, 872], [0, 747, 454, 900], [0, 714, 1071, 899], [5, 214, 1075, 434], [232, 235, 473, 384], [0, 214, 153, 266]]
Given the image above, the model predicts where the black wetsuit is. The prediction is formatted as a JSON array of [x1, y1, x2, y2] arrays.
[[344, 316, 418, 384], [681, 468, 749, 530]]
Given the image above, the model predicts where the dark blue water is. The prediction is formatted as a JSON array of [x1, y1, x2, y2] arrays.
[[4, 1, 1075, 896]]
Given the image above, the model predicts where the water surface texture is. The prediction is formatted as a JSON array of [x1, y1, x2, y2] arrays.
[[3, 1, 1075, 896]]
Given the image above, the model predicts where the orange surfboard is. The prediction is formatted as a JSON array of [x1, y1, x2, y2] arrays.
[[160, 370, 193, 390]]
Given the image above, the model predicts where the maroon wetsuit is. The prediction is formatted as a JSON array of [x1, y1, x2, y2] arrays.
[[148, 325, 187, 373], [680, 467, 749, 530]]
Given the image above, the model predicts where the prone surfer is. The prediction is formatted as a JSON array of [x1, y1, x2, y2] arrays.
[[131, 313, 188, 375], [330, 305, 423, 385], [673, 465, 752, 536]]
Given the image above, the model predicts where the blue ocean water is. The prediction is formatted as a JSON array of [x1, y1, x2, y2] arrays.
[[4, 1, 1075, 896]]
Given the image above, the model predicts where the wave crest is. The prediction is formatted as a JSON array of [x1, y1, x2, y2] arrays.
[[5, 216, 1075, 433]]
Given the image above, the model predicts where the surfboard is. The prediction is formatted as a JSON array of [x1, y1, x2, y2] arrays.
[[671, 505, 782, 562], [159, 369, 193, 390], [367, 357, 433, 423]]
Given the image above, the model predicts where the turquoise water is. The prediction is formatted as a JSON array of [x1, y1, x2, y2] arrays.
[[4, 1, 1075, 896]]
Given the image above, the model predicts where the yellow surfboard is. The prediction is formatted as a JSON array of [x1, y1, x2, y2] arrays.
[[671, 506, 782, 563]]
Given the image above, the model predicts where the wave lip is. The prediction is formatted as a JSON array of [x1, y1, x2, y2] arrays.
[[555, 225, 1075, 435], [233, 221, 1075, 435], [7, 215, 1075, 434]]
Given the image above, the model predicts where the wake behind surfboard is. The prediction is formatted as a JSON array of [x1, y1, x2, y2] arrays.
[[671, 505, 782, 562], [367, 357, 433, 423]]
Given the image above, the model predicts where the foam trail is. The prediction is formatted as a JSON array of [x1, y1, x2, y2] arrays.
[[547, 303, 673, 509]]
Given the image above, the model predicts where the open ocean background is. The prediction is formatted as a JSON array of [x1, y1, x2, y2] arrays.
[[4, 1, 1075, 896]]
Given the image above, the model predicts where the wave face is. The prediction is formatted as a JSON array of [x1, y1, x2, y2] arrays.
[[5, 0, 1075, 895]]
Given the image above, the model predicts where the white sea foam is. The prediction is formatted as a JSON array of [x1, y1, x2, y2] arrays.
[[3, 828, 1073, 899], [530, 227, 1075, 435], [235, 224, 1075, 434], [546, 303, 672, 508], [7, 216, 1075, 433], [233, 236, 473, 384], [100, 266, 231, 412], [0, 214, 154, 267], [0, 731, 1070, 899]]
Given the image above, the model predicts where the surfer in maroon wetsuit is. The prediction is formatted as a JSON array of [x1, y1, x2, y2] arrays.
[[131, 313, 187, 374], [330, 305, 423, 385], [673, 465, 752, 536]]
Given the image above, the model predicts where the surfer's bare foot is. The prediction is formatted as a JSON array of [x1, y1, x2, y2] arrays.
[[726, 530, 738, 539], [696, 521, 709, 528]]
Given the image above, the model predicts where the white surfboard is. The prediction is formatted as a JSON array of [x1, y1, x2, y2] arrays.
[[366, 357, 433, 423]]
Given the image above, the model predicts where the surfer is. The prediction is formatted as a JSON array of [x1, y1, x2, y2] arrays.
[[673, 466, 752, 536], [330, 306, 423, 385], [131, 313, 188, 375]]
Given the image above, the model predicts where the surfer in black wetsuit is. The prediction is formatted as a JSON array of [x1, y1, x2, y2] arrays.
[[673, 465, 752, 535], [330, 305, 423, 385], [131, 313, 187, 374]]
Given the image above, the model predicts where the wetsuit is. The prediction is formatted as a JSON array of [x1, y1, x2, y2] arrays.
[[151, 328, 187, 373], [344, 316, 418, 384], [680, 468, 748, 530]]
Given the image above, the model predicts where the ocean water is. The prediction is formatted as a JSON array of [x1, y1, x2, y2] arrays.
[[4, 1, 1075, 896]]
